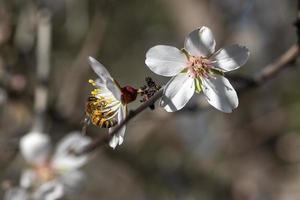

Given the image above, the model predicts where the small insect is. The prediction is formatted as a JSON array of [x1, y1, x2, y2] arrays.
[[85, 96, 118, 128], [83, 80, 122, 131], [82, 77, 137, 135]]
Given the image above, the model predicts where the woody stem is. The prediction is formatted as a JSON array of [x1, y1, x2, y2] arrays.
[[76, 89, 163, 155]]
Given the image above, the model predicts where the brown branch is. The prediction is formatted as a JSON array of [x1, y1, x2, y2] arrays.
[[254, 45, 299, 84], [78, 6, 300, 155], [78, 43, 299, 154], [77, 89, 163, 155], [233, 44, 299, 94]]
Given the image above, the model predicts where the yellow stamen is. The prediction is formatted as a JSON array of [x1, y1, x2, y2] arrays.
[[88, 79, 96, 86], [91, 89, 100, 96]]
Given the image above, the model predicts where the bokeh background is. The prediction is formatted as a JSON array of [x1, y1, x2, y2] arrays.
[[0, 0, 300, 199]]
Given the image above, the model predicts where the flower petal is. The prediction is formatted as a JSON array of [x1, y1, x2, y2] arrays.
[[4, 187, 29, 200], [160, 73, 195, 112], [20, 169, 37, 189], [210, 44, 250, 71], [184, 26, 216, 57], [51, 132, 91, 170], [106, 78, 122, 101], [90, 60, 121, 102], [19, 132, 51, 166], [109, 106, 127, 149], [33, 181, 64, 200], [88, 56, 112, 84], [201, 75, 238, 113], [59, 170, 86, 196], [145, 45, 187, 77]]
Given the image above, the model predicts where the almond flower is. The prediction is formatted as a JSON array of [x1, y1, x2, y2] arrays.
[[87, 57, 137, 148], [145, 26, 250, 113], [4, 131, 91, 200]]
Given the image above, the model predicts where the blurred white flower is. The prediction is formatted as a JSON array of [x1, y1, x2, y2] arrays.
[[87, 57, 137, 148], [145, 26, 250, 113], [5, 131, 91, 200], [4, 187, 29, 200]]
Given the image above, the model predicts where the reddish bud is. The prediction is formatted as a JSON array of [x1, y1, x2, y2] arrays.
[[121, 86, 138, 104]]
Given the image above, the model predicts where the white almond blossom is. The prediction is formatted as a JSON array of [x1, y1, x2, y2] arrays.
[[145, 26, 250, 113], [5, 131, 91, 200], [88, 57, 131, 149], [4, 187, 29, 200]]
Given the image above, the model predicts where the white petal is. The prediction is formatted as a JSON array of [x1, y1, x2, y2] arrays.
[[94, 83, 116, 99], [93, 68, 121, 102], [210, 45, 250, 71], [33, 181, 64, 200], [145, 45, 187, 77], [59, 170, 86, 196], [19, 132, 51, 166], [20, 169, 37, 189], [94, 78, 107, 88], [4, 187, 29, 200], [108, 134, 119, 149], [160, 73, 195, 112], [202, 75, 238, 113], [51, 132, 91, 171], [109, 106, 127, 149], [106, 78, 122, 101], [184, 26, 216, 57], [88, 56, 112, 84]]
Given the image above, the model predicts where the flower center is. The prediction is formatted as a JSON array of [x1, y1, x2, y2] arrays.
[[187, 56, 213, 78], [36, 165, 55, 182], [86, 80, 121, 128]]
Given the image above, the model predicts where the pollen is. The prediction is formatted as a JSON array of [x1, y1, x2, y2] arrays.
[[91, 89, 101, 96], [88, 79, 96, 86], [85, 78, 122, 128], [187, 56, 213, 78], [85, 94, 120, 128], [36, 165, 55, 182]]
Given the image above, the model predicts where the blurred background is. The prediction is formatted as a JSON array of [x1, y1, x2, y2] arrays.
[[0, 0, 299, 199]]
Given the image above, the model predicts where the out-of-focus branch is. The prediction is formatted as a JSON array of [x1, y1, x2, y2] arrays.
[[296, 0, 300, 46], [32, 9, 52, 132], [56, 12, 107, 121], [162, 0, 224, 39]]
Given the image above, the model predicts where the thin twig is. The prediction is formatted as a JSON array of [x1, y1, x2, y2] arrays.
[[235, 44, 299, 93], [78, 43, 299, 154], [77, 90, 163, 155], [78, 6, 300, 154], [255, 45, 299, 84]]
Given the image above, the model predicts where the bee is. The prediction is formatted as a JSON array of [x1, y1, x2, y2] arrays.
[[85, 96, 119, 128]]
